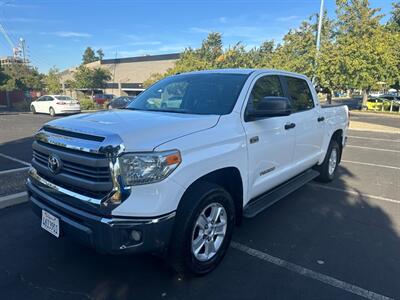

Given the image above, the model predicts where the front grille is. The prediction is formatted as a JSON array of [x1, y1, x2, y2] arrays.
[[33, 149, 110, 183], [31, 138, 113, 200]]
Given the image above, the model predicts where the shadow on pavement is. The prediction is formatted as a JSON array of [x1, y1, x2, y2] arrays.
[[0, 136, 34, 164]]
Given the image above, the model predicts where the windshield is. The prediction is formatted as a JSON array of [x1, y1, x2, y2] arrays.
[[127, 73, 248, 115], [55, 96, 74, 101]]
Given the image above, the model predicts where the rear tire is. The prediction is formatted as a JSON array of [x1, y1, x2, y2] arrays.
[[168, 182, 235, 276], [314, 140, 340, 182], [49, 107, 55, 117]]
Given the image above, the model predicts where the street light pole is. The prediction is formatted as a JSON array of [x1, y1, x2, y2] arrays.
[[316, 0, 324, 53]]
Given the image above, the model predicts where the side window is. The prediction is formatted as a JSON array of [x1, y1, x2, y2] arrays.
[[285, 77, 314, 112], [246, 75, 284, 112]]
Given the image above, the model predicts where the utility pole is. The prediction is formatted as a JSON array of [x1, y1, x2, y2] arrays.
[[316, 0, 324, 53], [19, 38, 27, 64]]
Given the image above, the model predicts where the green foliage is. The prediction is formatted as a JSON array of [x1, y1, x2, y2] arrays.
[[96, 49, 104, 61], [44, 66, 62, 94], [0, 64, 43, 91], [333, 0, 399, 106], [82, 47, 105, 64], [82, 47, 98, 64], [79, 98, 95, 110], [270, 21, 317, 78], [70, 66, 111, 94]]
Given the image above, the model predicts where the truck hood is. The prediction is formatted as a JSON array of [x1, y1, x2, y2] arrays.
[[45, 110, 220, 151]]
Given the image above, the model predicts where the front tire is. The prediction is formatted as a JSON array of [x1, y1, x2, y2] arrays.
[[315, 140, 340, 182], [168, 182, 235, 276], [49, 107, 56, 117], [30, 105, 36, 114]]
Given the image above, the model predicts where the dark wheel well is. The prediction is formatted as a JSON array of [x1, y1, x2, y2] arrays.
[[180, 167, 243, 225], [331, 129, 343, 163]]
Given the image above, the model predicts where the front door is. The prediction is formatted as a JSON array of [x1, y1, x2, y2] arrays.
[[242, 74, 296, 200]]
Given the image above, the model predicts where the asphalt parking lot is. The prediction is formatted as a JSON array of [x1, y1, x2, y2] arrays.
[[0, 112, 399, 300]]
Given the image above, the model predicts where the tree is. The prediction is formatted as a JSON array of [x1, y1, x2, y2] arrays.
[[96, 49, 104, 61], [1, 64, 43, 91], [72, 66, 111, 96], [82, 47, 97, 64], [44, 66, 62, 94], [270, 20, 317, 78], [335, 0, 398, 108], [388, 1, 400, 31]]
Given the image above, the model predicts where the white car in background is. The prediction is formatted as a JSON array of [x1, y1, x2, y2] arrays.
[[30, 95, 81, 117]]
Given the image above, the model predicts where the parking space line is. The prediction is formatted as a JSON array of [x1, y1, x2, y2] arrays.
[[310, 184, 400, 204], [346, 145, 400, 153], [348, 136, 400, 143], [342, 160, 400, 170], [231, 242, 393, 300], [0, 153, 30, 166], [0, 167, 30, 175]]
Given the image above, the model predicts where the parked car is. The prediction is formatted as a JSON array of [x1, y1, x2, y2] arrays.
[[93, 94, 115, 105], [379, 94, 400, 105], [364, 96, 399, 111], [27, 69, 349, 275], [30, 95, 81, 117], [107, 96, 135, 109]]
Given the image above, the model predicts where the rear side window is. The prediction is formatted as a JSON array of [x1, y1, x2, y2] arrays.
[[285, 76, 314, 112], [247, 75, 284, 112]]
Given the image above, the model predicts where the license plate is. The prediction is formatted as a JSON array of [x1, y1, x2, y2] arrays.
[[41, 210, 60, 238]]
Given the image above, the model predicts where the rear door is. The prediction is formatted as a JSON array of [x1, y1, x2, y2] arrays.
[[242, 74, 296, 199], [282, 76, 324, 171]]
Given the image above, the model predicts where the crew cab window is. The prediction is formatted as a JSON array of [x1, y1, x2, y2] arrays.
[[285, 76, 314, 112], [246, 75, 284, 112]]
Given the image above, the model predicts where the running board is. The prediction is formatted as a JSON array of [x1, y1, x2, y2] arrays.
[[243, 169, 320, 218]]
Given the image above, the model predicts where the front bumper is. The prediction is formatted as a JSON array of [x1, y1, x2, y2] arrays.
[[27, 179, 175, 254]]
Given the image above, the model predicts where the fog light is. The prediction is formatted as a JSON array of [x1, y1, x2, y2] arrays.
[[130, 230, 142, 242]]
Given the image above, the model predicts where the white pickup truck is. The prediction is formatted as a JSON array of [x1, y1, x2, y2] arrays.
[[27, 69, 348, 275]]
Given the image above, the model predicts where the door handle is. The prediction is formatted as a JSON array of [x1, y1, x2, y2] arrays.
[[284, 123, 296, 130], [317, 116, 325, 122]]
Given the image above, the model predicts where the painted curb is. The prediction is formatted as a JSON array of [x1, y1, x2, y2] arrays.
[[0, 192, 28, 209]]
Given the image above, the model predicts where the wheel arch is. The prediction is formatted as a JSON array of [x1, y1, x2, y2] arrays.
[[177, 167, 244, 225], [330, 129, 343, 163]]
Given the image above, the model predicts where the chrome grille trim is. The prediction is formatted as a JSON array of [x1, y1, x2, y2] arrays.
[[29, 167, 103, 205], [31, 125, 129, 208]]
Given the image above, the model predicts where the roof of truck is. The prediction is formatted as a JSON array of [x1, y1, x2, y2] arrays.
[[182, 68, 309, 79]]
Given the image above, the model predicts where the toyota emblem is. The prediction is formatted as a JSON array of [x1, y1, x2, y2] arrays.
[[48, 154, 62, 174]]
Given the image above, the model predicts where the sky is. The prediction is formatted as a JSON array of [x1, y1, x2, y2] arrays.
[[0, 0, 394, 73]]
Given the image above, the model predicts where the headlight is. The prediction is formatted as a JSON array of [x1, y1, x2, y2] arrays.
[[119, 150, 181, 186]]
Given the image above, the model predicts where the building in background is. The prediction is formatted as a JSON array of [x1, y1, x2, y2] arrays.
[[0, 56, 24, 67], [60, 53, 179, 98]]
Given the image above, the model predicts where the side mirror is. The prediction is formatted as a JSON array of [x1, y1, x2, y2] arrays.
[[246, 96, 291, 121]]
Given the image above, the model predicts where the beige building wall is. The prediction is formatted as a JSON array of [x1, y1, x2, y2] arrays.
[[60, 53, 179, 98]]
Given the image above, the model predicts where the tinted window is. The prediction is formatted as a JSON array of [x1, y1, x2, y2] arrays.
[[55, 96, 73, 100], [285, 77, 314, 112], [128, 73, 248, 115], [246, 75, 284, 113]]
